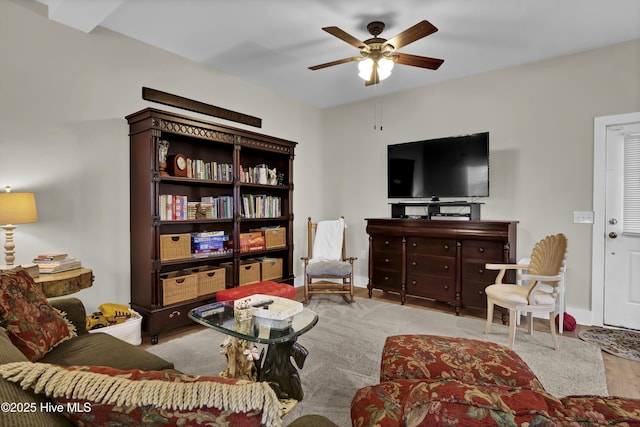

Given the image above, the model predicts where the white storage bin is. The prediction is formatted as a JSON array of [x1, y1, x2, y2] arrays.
[[88, 309, 142, 346]]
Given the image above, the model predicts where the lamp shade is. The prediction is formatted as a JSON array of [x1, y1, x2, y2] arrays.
[[0, 192, 38, 225]]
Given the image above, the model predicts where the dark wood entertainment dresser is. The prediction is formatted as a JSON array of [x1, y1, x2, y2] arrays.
[[366, 218, 518, 314]]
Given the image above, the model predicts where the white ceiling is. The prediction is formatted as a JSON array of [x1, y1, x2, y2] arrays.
[[36, 0, 640, 108]]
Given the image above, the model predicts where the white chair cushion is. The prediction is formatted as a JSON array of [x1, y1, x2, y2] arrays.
[[485, 284, 555, 306]]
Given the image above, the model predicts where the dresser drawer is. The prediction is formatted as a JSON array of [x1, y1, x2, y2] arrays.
[[407, 237, 456, 256], [462, 280, 490, 308], [462, 240, 504, 261], [407, 254, 455, 278], [372, 253, 403, 271], [462, 260, 500, 283], [406, 274, 455, 302], [372, 236, 403, 253], [371, 267, 402, 291]]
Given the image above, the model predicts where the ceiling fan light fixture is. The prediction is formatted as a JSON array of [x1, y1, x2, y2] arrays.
[[358, 57, 394, 82], [358, 57, 374, 80], [377, 57, 394, 80]]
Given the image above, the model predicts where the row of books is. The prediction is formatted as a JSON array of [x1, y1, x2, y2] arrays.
[[32, 253, 82, 274], [185, 159, 233, 181], [174, 159, 281, 186], [159, 195, 233, 221], [241, 194, 282, 218], [239, 164, 279, 185]]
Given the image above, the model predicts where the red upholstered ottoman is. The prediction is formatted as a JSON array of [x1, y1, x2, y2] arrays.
[[216, 281, 296, 302], [380, 334, 543, 389]]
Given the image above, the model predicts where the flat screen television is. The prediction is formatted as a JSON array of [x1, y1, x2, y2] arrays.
[[387, 132, 489, 199]]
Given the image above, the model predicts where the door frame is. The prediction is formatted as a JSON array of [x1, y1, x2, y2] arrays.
[[592, 111, 640, 326]]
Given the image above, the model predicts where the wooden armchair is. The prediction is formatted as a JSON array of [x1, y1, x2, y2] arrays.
[[301, 217, 356, 304], [484, 233, 568, 350]]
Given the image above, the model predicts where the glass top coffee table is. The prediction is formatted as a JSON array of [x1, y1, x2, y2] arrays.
[[189, 301, 318, 401]]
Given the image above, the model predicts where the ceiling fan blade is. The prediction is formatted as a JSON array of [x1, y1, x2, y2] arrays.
[[395, 53, 444, 70], [322, 26, 368, 51], [309, 56, 360, 70], [382, 20, 438, 50]]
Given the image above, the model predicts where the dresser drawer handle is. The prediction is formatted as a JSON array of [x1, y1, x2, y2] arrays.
[[478, 247, 485, 253], [443, 265, 449, 270], [384, 258, 390, 263], [443, 244, 449, 250], [412, 242, 417, 247], [169, 310, 181, 319], [412, 280, 417, 285], [478, 268, 484, 274], [443, 285, 449, 290], [478, 290, 484, 295], [384, 276, 390, 281], [384, 240, 390, 245], [412, 261, 417, 267]]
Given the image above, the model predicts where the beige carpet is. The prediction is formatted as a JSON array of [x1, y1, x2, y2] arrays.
[[147, 295, 607, 427]]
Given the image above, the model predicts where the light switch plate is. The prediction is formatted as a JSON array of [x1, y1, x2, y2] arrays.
[[573, 211, 594, 224]]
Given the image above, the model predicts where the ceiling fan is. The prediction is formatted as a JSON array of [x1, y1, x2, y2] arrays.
[[309, 20, 444, 86]]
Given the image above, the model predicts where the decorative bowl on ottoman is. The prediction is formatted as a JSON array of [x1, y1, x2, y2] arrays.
[[235, 293, 303, 329]]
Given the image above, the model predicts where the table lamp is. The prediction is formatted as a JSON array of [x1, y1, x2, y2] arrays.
[[0, 186, 38, 268]]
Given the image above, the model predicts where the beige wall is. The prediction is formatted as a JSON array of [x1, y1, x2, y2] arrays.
[[0, 1, 324, 312], [2, 1, 639, 321], [323, 38, 640, 320]]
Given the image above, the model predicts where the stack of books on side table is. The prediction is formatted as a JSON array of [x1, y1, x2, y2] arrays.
[[32, 253, 82, 274]]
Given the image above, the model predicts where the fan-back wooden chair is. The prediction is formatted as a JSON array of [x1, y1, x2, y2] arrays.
[[484, 233, 568, 350], [301, 217, 357, 304]]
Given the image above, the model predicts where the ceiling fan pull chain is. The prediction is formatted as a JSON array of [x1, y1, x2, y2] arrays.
[[373, 100, 376, 130]]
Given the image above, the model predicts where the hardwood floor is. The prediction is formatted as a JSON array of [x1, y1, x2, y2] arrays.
[[142, 286, 640, 399]]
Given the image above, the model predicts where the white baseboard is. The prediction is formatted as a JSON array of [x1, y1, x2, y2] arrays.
[[523, 306, 593, 329], [295, 277, 594, 328]]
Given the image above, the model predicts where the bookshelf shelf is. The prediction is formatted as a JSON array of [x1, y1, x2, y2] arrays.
[[161, 176, 234, 186], [160, 218, 234, 225], [159, 252, 235, 266], [127, 108, 297, 344]]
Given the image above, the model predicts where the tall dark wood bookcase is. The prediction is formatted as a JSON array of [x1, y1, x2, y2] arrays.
[[127, 108, 297, 344]]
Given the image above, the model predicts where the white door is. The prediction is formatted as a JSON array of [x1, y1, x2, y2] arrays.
[[604, 123, 640, 330]]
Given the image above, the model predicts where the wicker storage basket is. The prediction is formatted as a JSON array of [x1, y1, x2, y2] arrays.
[[260, 258, 283, 281], [160, 233, 191, 261], [185, 265, 226, 296], [160, 271, 197, 305], [262, 227, 286, 249], [221, 261, 261, 286], [239, 261, 261, 285]]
